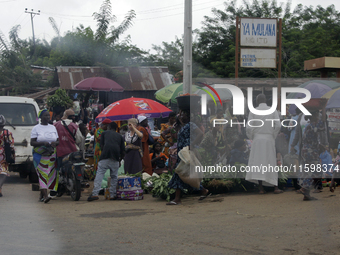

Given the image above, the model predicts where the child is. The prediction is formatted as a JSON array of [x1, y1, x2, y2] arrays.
[[150, 142, 168, 174], [229, 140, 248, 166]]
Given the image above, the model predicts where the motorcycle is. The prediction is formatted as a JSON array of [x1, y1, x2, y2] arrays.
[[57, 151, 89, 201]]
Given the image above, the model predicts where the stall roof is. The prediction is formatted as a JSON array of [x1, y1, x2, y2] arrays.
[[20, 87, 58, 100], [57, 66, 172, 91]]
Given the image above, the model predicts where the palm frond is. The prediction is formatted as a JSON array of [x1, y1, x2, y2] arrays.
[[109, 10, 136, 44], [49, 17, 60, 38], [0, 30, 9, 52]]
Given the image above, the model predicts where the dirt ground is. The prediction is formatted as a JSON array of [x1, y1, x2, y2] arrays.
[[1, 174, 340, 255]]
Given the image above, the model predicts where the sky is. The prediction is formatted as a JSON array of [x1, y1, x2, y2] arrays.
[[0, 0, 340, 53]]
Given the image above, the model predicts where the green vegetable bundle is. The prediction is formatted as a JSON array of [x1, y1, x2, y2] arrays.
[[149, 173, 176, 202]]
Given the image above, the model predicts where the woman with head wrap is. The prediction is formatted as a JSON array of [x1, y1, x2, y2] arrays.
[[124, 118, 143, 174], [30, 109, 59, 203], [298, 109, 328, 201], [93, 118, 111, 177], [167, 110, 210, 205], [0, 115, 14, 197]]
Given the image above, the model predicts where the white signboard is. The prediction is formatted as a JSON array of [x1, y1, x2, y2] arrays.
[[327, 112, 340, 132], [240, 18, 277, 47], [240, 48, 276, 68]]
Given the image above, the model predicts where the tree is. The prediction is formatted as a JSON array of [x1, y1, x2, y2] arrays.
[[192, 0, 340, 78], [0, 25, 45, 94]]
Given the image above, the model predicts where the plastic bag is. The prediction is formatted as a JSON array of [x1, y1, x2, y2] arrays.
[[175, 146, 203, 189]]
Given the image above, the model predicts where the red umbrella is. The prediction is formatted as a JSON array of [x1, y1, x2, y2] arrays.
[[96, 98, 172, 122], [74, 77, 124, 92]]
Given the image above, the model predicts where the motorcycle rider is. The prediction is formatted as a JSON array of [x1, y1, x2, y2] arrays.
[[53, 109, 84, 196]]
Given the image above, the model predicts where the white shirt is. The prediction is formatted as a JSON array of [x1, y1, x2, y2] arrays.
[[31, 124, 59, 143]]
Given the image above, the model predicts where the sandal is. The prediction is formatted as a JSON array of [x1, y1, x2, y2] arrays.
[[87, 195, 99, 202], [199, 192, 212, 200], [44, 197, 52, 203], [303, 196, 318, 201], [166, 201, 181, 205]]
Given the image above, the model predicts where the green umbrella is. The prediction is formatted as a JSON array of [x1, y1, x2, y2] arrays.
[[155, 83, 201, 104]]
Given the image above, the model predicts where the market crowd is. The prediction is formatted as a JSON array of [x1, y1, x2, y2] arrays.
[[0, 93, 338, 204]]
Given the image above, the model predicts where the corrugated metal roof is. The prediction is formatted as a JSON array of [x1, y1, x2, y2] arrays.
[[57, 66, 172, 91], [20, 87, 58, 100]]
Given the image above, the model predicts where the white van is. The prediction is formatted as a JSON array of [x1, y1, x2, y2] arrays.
[[0, 96, 40, 182]]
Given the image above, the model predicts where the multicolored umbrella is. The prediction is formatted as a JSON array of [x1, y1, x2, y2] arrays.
[[288, 82, 333, 114], [321, 87, 340, 99], [287, 80, 340, 99], [74, 77, 124, 92], [322, 89, 340, 109], [96, 97, 172, 122], [155, 83, 201, 104]]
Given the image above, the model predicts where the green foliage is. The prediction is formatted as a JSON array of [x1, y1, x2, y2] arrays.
[[147, 173, 176, 202], [1, 0, 340, 96], [192, 0, 340, 78], [47, 89, 73, 108]]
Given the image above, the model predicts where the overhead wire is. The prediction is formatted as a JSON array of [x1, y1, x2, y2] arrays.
[[135, 3, 226, 21], [42, 0, 225, 20]]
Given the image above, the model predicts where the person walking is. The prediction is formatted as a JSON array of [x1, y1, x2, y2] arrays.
[[167, 110, 210, 205], [245, 94, 283, 194], [0, 115, 14, 197], [54, 109, 83, 166], [30, 109, 59, 203], [88, 122, 125, 201]]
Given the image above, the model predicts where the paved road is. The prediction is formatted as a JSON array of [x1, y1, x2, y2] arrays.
[[1, 175, 340, 255]]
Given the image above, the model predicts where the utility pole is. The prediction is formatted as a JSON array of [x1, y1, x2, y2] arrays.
[[183, 0, 192, 94], [25, 8, 40, 51]]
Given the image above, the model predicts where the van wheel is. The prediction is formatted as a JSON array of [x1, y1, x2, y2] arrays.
[[29, 168, 39, 183]]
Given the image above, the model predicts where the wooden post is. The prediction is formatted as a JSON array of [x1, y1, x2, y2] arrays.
[[235, 17, 239, 86], [278, 18, 282, 112]]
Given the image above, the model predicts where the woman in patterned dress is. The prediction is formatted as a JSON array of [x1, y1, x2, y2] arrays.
[[167, 110, 210, 205], [298, 109, 327, 201], [0, 115, 14, 197], [30, 110, 59, 203]]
